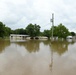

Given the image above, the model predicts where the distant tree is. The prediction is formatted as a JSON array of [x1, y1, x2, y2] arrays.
[[70, 32, 75, 36], [13, 28, 26, 34], [50, 26, 58, 37], [39, 32, 44, 36], [0, 22, 6, 38], [26, 23, 40, 38], [50, 23, 70, 39], [34, 24, 41, 36], [10, 30, 14, 34], [26, 24, 35, 38], [43, 30, 51, 39], [57, 23, 69, 39], [5, 26, 11, 36]]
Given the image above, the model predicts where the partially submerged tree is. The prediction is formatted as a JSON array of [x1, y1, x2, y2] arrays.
[[50, 23, 69, 39], [13, 28, 26, 34], [70, 32, 75, 36], [5, 26, 11, 36], [57, 23, 69, 39], [26, 23, 40, 39], [50, 26, 58, 37], [0, 22, 6, 38], [43, 30, 51, 39]]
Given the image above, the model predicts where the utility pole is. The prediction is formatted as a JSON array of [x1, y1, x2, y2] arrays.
[[50, 13, 54, 41], [50, 49, 53, 72], [49, 13, 54, 73]]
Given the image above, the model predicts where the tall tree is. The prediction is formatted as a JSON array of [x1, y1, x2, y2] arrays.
[[26, 23, 40, 38], [70, 32, 75, 36], [13, 28, 26, 34], [34, 24, 41, 36], [0, 22, 6, 38], [50, 26, 58, 37], [26, 24, 35, 37], [43, 30, 51, 39], [57, 23, 69, 39], [50, 23, 70, 39], [5, 26, 11, 36]]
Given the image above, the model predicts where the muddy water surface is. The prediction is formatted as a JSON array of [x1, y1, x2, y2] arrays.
[[0, 39, 76, 75]]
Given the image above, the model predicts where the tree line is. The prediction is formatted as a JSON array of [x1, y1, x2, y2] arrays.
[[0, 21, 75, 39]]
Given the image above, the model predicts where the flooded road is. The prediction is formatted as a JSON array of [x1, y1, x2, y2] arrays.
[[0, 39, 76, 75]]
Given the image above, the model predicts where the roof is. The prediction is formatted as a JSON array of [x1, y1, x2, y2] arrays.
[[10, 34, 29, 37]]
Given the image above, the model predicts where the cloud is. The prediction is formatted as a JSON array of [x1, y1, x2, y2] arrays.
[[0, 0, 76, 32]]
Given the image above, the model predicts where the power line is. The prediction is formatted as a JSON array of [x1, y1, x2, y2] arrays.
[[40, 23, 51, 30], [50, 13, 54, 40]]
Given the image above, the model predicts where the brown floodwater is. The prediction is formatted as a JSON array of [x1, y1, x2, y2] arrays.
[[0, 39, 76, 75]]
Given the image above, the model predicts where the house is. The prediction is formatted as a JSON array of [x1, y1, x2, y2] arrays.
[[66, 36, 73, 39]]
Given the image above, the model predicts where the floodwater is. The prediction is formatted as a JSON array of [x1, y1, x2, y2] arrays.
[[0, 39, 76, 75]]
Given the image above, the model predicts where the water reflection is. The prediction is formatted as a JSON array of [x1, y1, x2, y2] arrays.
[[0, 39, 76, 75], [49, 39, 76, 72], [50, 41, 69, 55], [0, 39, 75, 54], [37, 39, 76, 71], [0, 39, 10, 53], [14, 39, 76, 55], [15, 40, 40, 53]]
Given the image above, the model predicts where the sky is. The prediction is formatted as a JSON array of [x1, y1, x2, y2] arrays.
[[0, 0, 76, 32]]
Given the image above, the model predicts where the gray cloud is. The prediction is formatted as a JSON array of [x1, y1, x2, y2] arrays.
[[0, 0, 76, 32]]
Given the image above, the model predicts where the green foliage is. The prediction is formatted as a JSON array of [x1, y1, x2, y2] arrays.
[[0, 21, 12, 38], [39, 32, 44, 36], [50, 23, 69, 39], [43, 30, 51, 39], [70, 32, 75, 36], [26, 23, 40, 37], [26, 24, 35, 37], [57, 23, 69, 38], [13, 28, 26, 34], [0, 22, 6, 38], [5, 26, 11, 36], [34, 24, 41, 36], [50, 26, 58, 37], [0, 21, 74, 40]]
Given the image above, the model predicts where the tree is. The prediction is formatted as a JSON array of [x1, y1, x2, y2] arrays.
[[50, 26, 58, 37], [0, 22, 6, 38], [43, 30, 51, 39], [34, 24, 41, 36], [5, 26, 11, 36], [56, 23, 69, 39], [26, 23, 40, 38], [70, 32, 75, 36], [0, 21, 13, 37], [50, 23, 70, 39], [13, 28, 26, 34]]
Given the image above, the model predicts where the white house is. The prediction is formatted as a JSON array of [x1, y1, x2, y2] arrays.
[[66, 36, 73, 39]]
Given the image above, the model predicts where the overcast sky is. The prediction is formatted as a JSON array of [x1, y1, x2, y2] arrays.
[[0, 0, 76, 32]]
